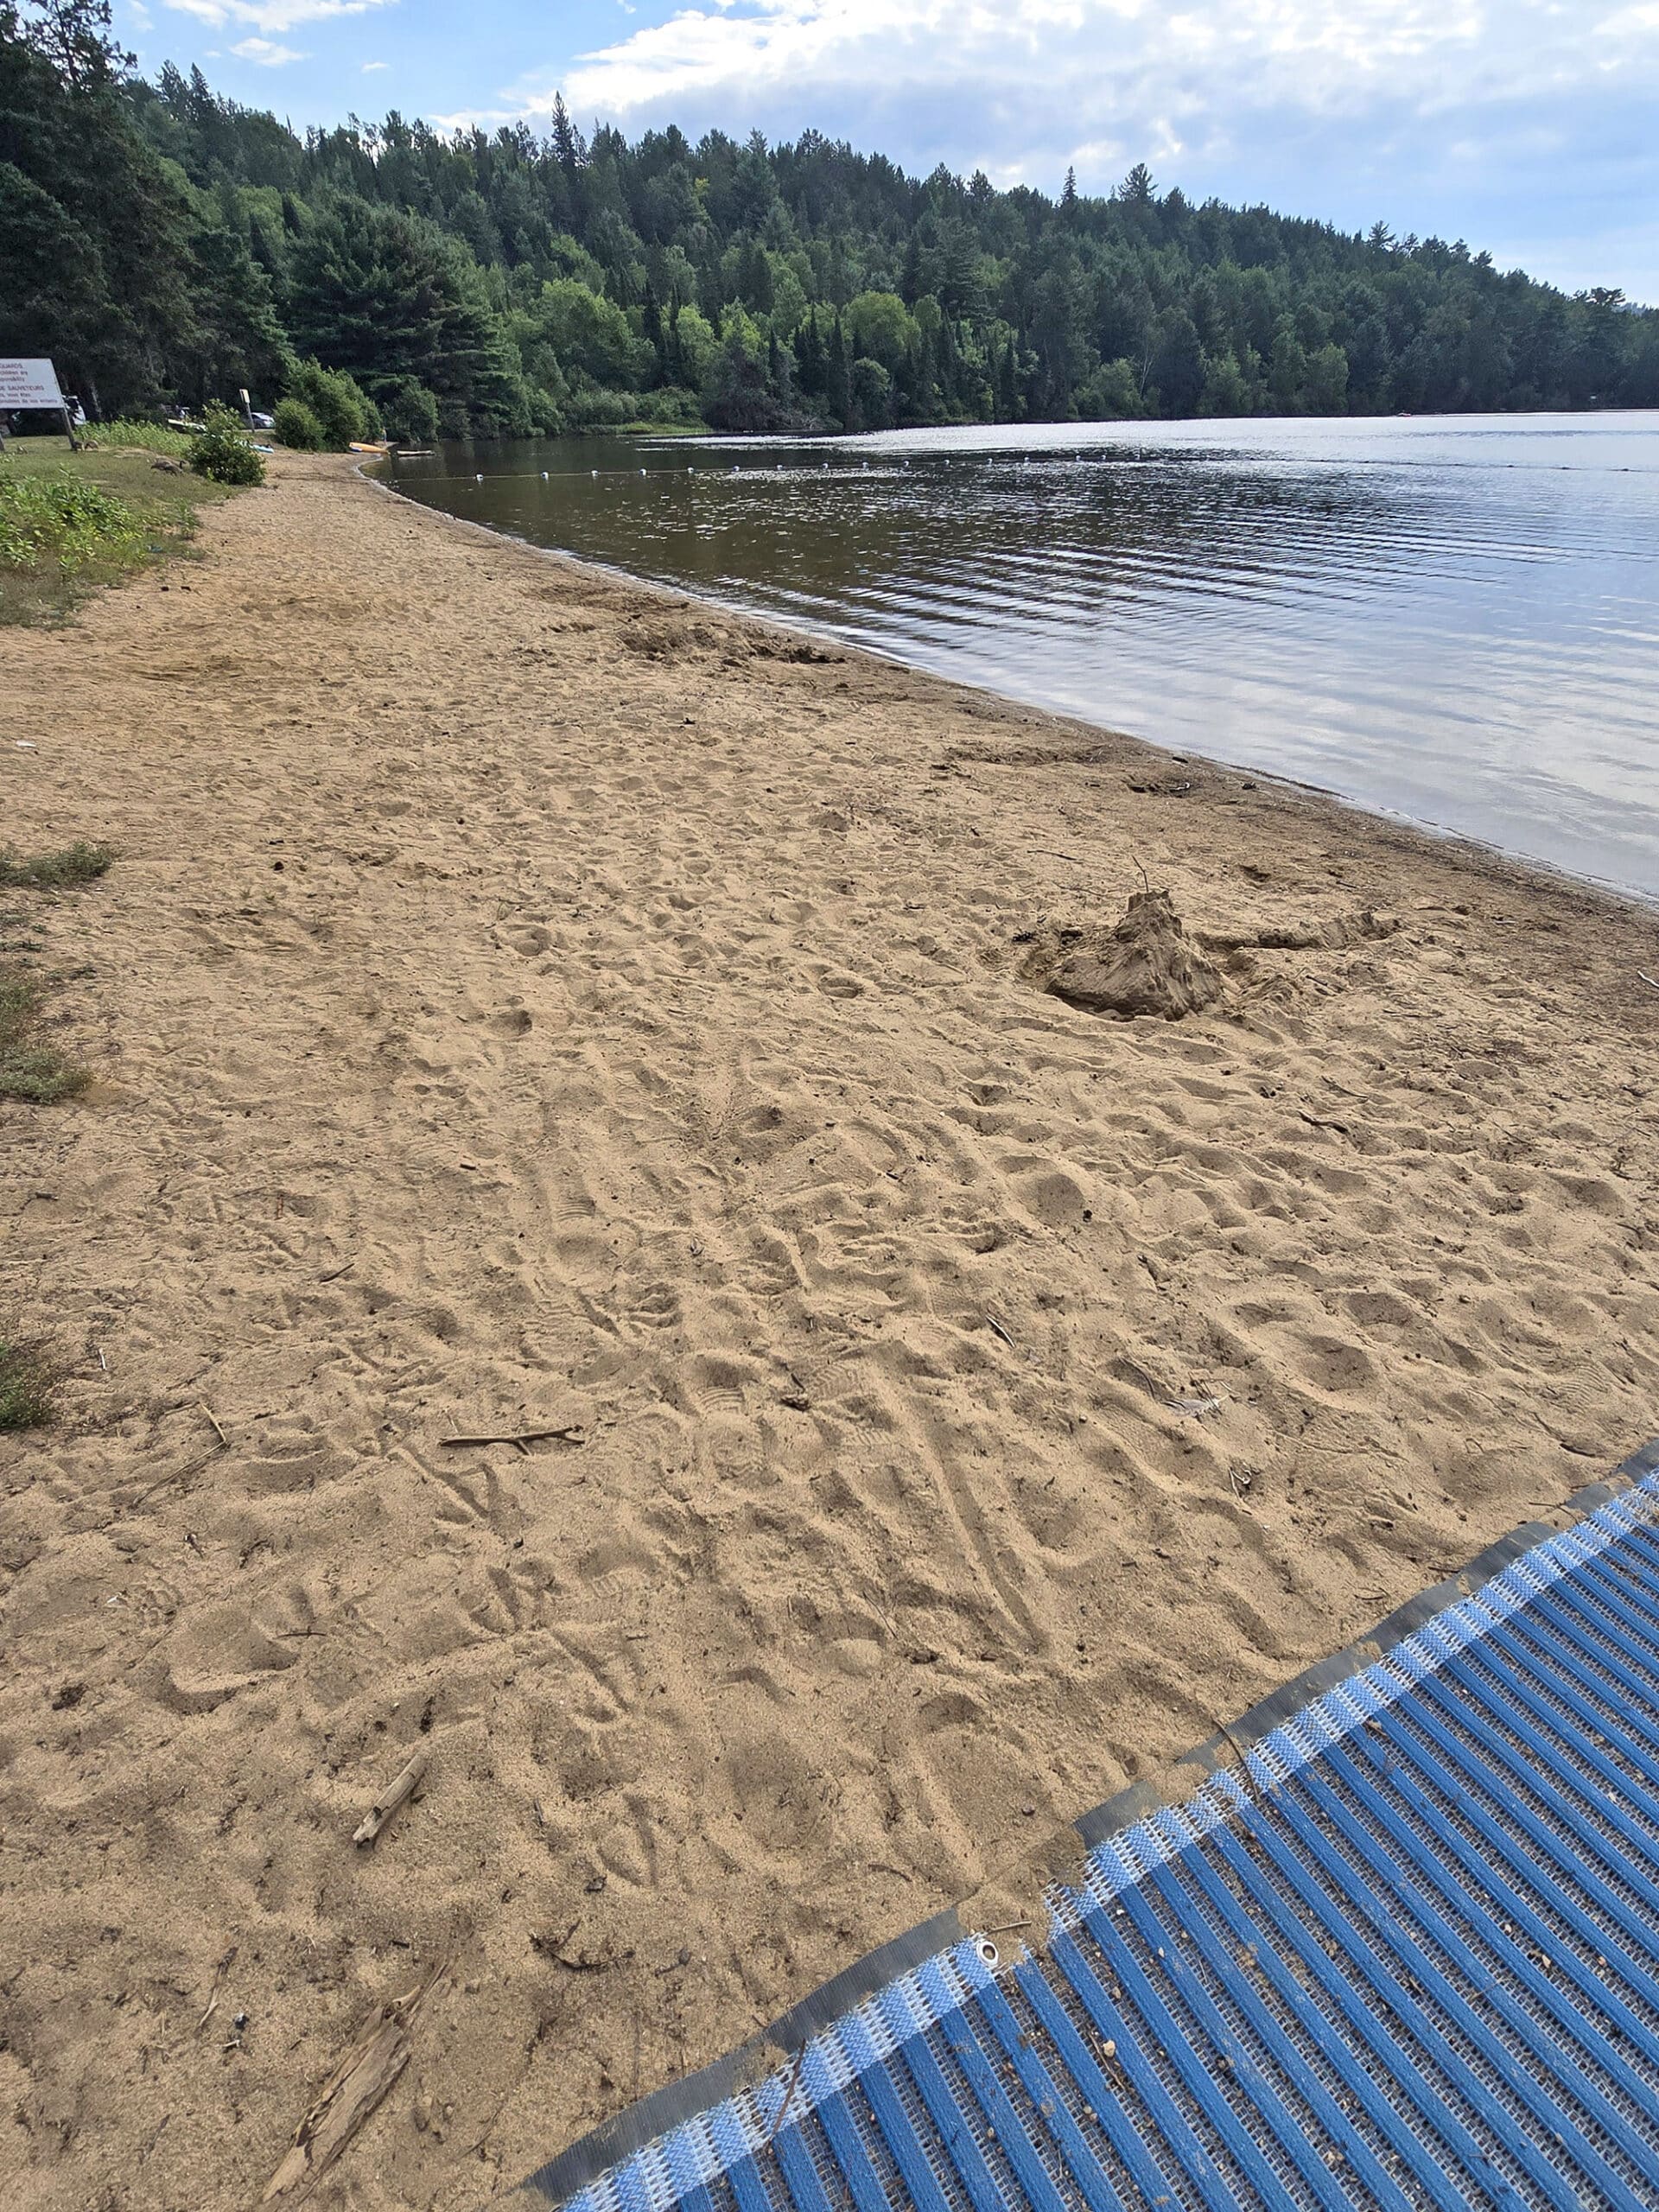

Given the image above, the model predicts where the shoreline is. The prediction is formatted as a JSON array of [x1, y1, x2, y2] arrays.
[[3, 450, 1658, 2210], [365, 457, 1658, 921]]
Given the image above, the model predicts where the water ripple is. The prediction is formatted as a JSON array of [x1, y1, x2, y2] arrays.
[[391, 413, 1659, 899]]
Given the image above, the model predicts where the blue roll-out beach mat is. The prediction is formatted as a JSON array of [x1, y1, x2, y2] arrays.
[[508, 1440, 1659, 2211]]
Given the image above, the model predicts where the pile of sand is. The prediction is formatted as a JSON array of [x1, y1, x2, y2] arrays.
[[1043, 887, 1225, 1019]]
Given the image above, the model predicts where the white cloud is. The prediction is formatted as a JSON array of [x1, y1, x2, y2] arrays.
[[551, 0, 1644, 134], [165, 0, 389, 33], [361, 56, 389, 69], [488, 0, 1658, 290], [429, 105, 523, 130], [231, 31, 307, 60]]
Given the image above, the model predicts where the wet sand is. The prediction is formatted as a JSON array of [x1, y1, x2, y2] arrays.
[[3, 451, 1657, 2209]]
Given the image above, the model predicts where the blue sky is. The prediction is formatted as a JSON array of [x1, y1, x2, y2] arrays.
[[119, 0, 1659, 302]]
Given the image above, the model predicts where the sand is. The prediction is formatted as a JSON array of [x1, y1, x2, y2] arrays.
[[3, 451, 1657, 2211]]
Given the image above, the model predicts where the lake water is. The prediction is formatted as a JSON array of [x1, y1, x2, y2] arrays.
[[385, 413, 1659, 900]]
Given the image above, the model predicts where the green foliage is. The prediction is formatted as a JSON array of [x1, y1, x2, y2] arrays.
[[188, 402, 264, 483], [93, 416, 193, 454], [527, 277, 643, 390], [1077, 358, 1147, 419], [846, 290, 915, 371], [3, 9, 1656, 439], [272, 395, 323, 449], [0, 438, 228, 620], [286, 358, 378, 446], [0, 467, 142, 575], [0, 839, 116, 888], [373, 375, 439, 444]]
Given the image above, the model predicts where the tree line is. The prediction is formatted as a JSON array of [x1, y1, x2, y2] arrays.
[[3, 0, 1656, 442]]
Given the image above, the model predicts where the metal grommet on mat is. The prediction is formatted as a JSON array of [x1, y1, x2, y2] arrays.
[[975, 1937, 1000, 1969]]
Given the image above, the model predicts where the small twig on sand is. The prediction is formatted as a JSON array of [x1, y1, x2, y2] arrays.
[[195, 1948, 236, 2034], [982, 1917, 1033, 1936], [353, 1751, 427, 1848], [1638, 971, 1659, 997], [200, 1404, 228, 1448], [438, 1425, 586, 1450], [986, 1314, 1016, 1349]]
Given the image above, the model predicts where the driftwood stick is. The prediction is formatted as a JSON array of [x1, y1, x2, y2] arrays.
[[261, 1965, 444, 2203], [438, 1425, 586, 1450], [353, 1752, 427, 1848], [200, 1403, 228, 1448]]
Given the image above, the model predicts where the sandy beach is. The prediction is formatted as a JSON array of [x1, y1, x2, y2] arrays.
[[3, 450, 1658, 2211]]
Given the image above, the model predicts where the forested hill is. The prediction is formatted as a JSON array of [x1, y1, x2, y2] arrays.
[[3, 1, 1656, 442]]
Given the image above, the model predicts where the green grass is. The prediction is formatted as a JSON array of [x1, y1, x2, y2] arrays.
[[0, 842, 117, 890], [91, 418, 195, 458], [0, 963, 90, 1103], [0, 437, 238, 625], [0, 1335, 54, 1431]]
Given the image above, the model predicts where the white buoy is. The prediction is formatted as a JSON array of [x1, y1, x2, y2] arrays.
[[541, 470, 549, 480], [592, 468, 598, 477], [475, 471, 483, 480]]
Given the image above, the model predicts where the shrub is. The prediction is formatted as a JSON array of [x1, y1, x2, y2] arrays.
[[273, 397, 325, 451], [0, 474, 143, 577], [563, 384, 638, 429], [0, 841, 117, 889], [188, 404, 265, 486], [287, 359, 380, 448], [372, 376, 440, 446]]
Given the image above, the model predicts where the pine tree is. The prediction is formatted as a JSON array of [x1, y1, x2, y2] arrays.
[[828, 313, 853, 427], [937, 314, 960, 412], [550, 92, 584, 181], [642, 278, 664, 385], [997, 334, 1020, 421], [796, 308, 823, 400]]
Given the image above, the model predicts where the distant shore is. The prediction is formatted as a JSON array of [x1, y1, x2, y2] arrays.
[[4, 450, 1658, 2211]]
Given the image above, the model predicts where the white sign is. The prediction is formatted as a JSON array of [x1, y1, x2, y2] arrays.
[[0, 358, 67, 410]]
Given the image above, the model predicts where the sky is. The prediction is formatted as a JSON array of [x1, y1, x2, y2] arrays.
[[117, 0, 1659, 301]]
